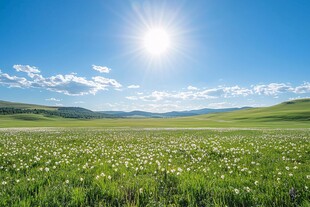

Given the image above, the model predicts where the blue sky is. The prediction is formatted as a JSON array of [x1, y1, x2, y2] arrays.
[[0, 0, 309, 112]]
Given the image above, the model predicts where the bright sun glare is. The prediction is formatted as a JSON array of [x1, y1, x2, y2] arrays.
[[144, 28, 170, 56]]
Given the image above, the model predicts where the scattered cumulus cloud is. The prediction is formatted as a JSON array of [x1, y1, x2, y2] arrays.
[[126, 96, 139, 100], [92, 76, 122, 88], [97, 102, 195, 113], [126, 83, 310, 102], [187, 85, 198, 90], [141, 103, 184, 113], [206, 102, 237, 109], [0, 71, 31, 88], [223, 86, 253, 97], [294, 82, 310, 94], [127, 85, 140, 89], [45, 98, 61, 102], [74, 101, 85, 104], [92, 65, 111, 73], [128, 86, 252, 102], [252, 83, 293, 96], [0, 65, 122, 96], [289, 96, 310, 100], [140, 91, 171, 101], [13, 65, 40, 74], [1, 65, 309, 105]]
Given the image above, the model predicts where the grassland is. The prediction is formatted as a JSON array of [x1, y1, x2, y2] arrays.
[[0, 100, 309, 206], [0, 100, 56, 110], [202, 99, 310, 122], [0, 99, 309, 128], [1, 114, 309, 128], [0, 128, 309, 206]]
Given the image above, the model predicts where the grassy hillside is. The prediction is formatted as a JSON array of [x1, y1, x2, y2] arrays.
[[200, 99, 310, 122], [0, 100, 56, 110], [0, 99, 309, 128], [0, 100, 113, 119]]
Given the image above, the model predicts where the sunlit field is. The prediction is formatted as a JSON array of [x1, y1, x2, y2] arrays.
[[0, 128, 309, 206]]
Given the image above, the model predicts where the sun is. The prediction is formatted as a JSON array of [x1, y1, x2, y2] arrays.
[[144, 28, 170, 56]]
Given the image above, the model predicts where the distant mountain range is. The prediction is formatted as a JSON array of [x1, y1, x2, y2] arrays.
[[0, 100, 251, 118], [100, 107, 251, 118]]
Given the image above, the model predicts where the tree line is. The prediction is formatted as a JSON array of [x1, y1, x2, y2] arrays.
[[0, 107, 114, 119]]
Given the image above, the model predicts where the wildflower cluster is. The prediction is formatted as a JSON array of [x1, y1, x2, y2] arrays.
[[0, 128, 309, 206]]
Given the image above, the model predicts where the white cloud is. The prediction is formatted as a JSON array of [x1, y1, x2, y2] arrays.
[[294, 82, 310, 94], [141, 103, 182, 113], [223, 86, 253, 97], [92, 76, 122, 88], [13, 65, 40, 74], [206, 102, 237, 109], [74, 101, 85, 104], [252, 83, 293, 95], [0, 71, 31, 88], [96, 102, 187, 113], [45, 98, 61, 102], [92, 65, 111, 73], [0, 65, 122, 96], [132, 86, 252, 101], [127, 82, 310, 103], [187, 85, 198, 90], [196, 88, 224, 98], [289, 96, 310, 100], [129, 89, 218, 102], [126, 96, 139, 100], [140, 91, 171, 101], [43, 74, 102, 96], [127, 85, 140, 89]]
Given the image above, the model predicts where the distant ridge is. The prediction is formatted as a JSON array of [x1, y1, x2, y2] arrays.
[[0, 100, 251, 119], [100, 107, 251, 118]]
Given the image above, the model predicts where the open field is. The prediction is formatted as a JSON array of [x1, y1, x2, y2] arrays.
[[1, 99, 309, 128], [0, 100, 56, 110], [0, 114, 309, 128], [0, 128, 309, 206]]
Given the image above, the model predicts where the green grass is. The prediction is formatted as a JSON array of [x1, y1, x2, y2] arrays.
[[200, 98, 310, 122], [0, 100, 56, 110], [0, 100, 308, 206], [0, 114, 309, 128], [0, 99, 309, 128], [0, 128, 309, 206]]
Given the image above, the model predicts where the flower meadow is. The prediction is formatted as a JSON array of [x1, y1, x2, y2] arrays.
[[0, 128, 309, 206]]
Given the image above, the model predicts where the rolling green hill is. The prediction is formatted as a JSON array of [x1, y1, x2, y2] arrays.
[[0, 100, 113, 119], [0, 100, 56, 110], [199, 98, 310, 122], [0, 99, 309, 128]]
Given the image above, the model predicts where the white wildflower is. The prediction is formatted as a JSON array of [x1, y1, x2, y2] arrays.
[[234, 188, 240, 194]]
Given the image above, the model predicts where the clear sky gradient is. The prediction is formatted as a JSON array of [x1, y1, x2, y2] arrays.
[[1, 0, 309, 112]]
